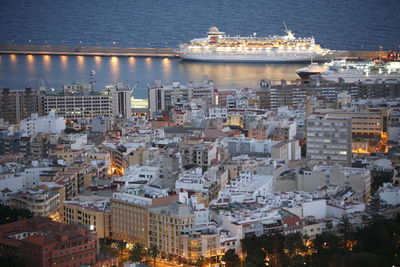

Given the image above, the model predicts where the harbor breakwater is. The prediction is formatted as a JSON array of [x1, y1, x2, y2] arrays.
[[0, 45, 390, 60]]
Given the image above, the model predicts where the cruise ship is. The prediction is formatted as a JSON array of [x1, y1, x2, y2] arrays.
[[176, 26, 336, 62], [321, 61, 400, 83]]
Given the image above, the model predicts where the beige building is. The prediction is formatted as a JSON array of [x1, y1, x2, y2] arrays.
[[102, 142, 147, 175], [10, 186, 61, 217], [325, 110, 383, 136], [111, 196, 150, 245], [149, 202, 195, 257], [40, 163, 96, 200], [226, 114, 244, 128], [111, 193, 179, 246], [247, 124, 268, 140], [301, 218, 322, 240], [63, 197, 111, 239], [181, 230, 221, 261], [178, 137, 217, 169], [49, 145, 85, 164]]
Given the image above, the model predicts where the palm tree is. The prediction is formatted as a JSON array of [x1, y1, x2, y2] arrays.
[[148, 244, 160, 266], [129, 242, 146, 263]]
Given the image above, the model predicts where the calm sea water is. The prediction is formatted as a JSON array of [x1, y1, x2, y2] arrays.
[[1, 0, 399, 50], [0, 54, 303, 98], [0, 0, 399, 97]]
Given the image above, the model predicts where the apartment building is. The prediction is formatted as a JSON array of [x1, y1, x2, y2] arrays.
[[43, 92, 113, 120], [63, 197, 111, 239], [20, 111, 65, 136], [181, 229, 221, 260], [110, 192, 152, 246], [306, 115, 352, 167], [148, 202, 195, 257], [0, 87, 43, 124], [0, 131, 30, 155], [102, 142, 147, 175], [178, 137, 217, 169], [0, 217, 100, 267], [148, 80, 214, 117], [9, 186, 61, 216], [43, 82, 132, 120]]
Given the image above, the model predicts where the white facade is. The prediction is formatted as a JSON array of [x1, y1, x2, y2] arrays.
[[206, 107, 227, 119], [20, 111, 65, 136], [116, 165, 160, 185], [175, 168, 206, 192], [302, 199, 327, 219], [379, 183, 400, 206], [108, 82, 132, 120]]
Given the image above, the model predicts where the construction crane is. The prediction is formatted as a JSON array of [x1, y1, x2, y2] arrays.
[[130, 82, 138, 95], [39, 75, 54, 93]]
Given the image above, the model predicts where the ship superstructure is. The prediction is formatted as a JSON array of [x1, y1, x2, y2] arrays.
[[321, 61, 400, 83], [176, 26, 335, 62]]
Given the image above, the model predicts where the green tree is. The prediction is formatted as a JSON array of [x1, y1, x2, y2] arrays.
[[195, 255, 206, 267], [367, 192, 382, 223], [337, 214, 353, 243], [129, 242, 146, 263], [148, 244, 160, 266], [0, 252, 26, 267], [0, 205, 33, 225], [222, 249, 240, 267]]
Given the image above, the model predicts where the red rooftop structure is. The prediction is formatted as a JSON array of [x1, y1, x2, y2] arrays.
[[0, 217, 117, 267]]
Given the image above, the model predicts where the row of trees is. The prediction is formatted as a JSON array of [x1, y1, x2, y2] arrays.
[[240, 214, 400, 267], [110, 240, 160, 266]]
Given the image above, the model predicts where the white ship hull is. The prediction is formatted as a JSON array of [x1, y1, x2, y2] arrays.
[[179, 51, 335, 63], [321, 73, 400, 83]]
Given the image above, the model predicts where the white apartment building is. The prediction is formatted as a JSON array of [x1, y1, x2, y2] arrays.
[[115, 164, 160, 185], [298, 165, 371, 201], [0, 166, 52, 205], [20, 111, 65, 136], [206, 107, 227, 119], [378, 183, 400, 206], [306, 115, 352, 167], [148, 80, 214, 117], [175, 168, 207, 193], [43, 82, 132, 120]]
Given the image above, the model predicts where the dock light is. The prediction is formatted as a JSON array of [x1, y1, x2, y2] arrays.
[[28, 39, 31, 43], [113, 41, 116, 45]]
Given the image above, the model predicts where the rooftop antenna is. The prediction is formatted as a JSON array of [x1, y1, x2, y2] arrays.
[[283, 21, 289, 33]]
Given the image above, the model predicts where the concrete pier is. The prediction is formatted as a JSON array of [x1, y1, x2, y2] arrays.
[[0, 45, 178, 57], [0, 45, 390, 60]]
